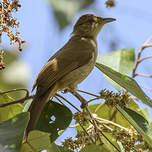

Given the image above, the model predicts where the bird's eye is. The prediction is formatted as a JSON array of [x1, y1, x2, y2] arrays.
[[88, 19, 94, 23]]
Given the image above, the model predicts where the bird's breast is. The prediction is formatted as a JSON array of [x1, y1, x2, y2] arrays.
[[58, 50, 97, 90]]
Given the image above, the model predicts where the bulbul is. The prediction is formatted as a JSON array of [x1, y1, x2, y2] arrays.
[[25, 14, 116, 137]]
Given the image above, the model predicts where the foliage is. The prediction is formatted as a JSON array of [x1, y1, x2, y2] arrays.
[[0, 0, 25, 51], [0, 0, 152, 152], [49, 0, 94, 29], [1, 47, 152, 152]]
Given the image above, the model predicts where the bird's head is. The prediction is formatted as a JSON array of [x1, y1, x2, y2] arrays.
[[73, 14, 116, 38]]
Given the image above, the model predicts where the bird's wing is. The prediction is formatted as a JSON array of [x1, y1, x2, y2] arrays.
[[32, 36, 97, 96]]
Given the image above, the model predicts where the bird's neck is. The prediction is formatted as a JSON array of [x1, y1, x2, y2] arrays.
[[71, 34, 97, 44]]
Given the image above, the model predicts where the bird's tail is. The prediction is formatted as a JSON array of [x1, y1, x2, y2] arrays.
[[25, 84, 58, 139]]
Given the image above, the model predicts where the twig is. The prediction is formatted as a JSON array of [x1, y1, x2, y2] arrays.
[[85, 107, 103, 145], [0, 88, 33, 107], [56, 92, 96, 144], [0, 88, 29, 96], [78, 122, 96, 144], [134, 73, 152, 78], [70, 90, 88, 108], [70, 91, 120, 151], [95, 117, 129, 132], [94, 102, 105, 113], [0, 0, 25, 51], [55, 93, 81, 112], [86, 107, 120, 151], [0, 31, 5, 70], [96, 126, 121, 152], [102, 124, 113, 132], [139, 56, 152, 62], [70, 90, 102, 144], [0, 96, 33, 107], [0, 50, 5, 69], [109, 109, 117, 121], [77, 89, 100, 98], [54, 95, 65, 105], [87, 97, 101, 103], [132, 36, 152, 78]]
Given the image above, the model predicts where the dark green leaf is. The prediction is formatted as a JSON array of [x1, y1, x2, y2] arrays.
[[141, 108, 151, 123], [0, 112, 30, 152], [36, 101, 72, 142], [95, 63, 152, 107], [117, 106, 152, 147]]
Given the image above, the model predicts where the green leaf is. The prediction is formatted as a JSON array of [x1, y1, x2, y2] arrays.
[[0, 112, 30, 152], [88, 103, 131, 128], [95, 63, 152, 107], [48, 143, 74, 152], [0, 92, 23, 122], [49, 0, 94, 29], [141, 108, 151, 123], [127, 98, 151, 122], [117, 106, 152, 147], [97, 48, 135, 90], [36, 101, 72, 142], [80, 144, 111, 152], [0, 51, 28, 100], [21, 130, 51, 152], [87, 104, 128, 151]]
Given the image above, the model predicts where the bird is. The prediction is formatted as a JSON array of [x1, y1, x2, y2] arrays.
[[25, 14, 116, 138]]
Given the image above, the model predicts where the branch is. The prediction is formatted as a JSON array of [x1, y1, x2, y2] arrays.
[[134, 73, 152, 78], [139, 56, 152, 62], [0, 32, 5, 70], [95, 117, 129, 132], [70, 90, 120, 151], [70, 90, 88, 108], [55, 93, 81, 112], [77, 89, 100, 98], [132, 36, 152, 78], [0, 88, 33, 107], [94, 102, 105, 113]]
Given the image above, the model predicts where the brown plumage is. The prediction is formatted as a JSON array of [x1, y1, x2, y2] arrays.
[[25, 14, 116, 138]]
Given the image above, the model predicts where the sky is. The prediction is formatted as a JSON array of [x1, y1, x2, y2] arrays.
[[2, 0, 152, 145]]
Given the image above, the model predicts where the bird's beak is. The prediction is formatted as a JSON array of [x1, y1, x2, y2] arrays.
[[102, 18, 116, 24]]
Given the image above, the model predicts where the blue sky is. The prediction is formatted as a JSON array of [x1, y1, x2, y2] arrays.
[[3, 0, 152, 144], [17, 0, 152, 92]]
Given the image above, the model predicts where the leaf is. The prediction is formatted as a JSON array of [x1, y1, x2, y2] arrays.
[[48, 143, 74, 152], [127, 98, 151, 122], [0, 92, 23, 122], [141, 108, 151, 123], [0, 51, 28, 100], [117, 106, 152, 147], [95, 63, 152, 107], [0, 112, 30, 152], [80, 144, 111, 152], [49, 0, 94, 29], [21, 131, 51, 152], [97, 48, 135, 90], [88, 103, 131, 128], [36, 101, 72, 142], [88, 104, 128, 151]]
